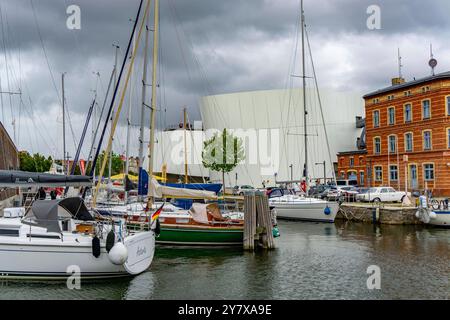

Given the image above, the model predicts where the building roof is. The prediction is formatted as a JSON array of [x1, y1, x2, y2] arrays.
[[337, 150, 367, 156], [363, 71, 450, 99]]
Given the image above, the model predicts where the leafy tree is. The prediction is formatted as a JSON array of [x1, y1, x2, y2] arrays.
[[19, 152, 53, 173], [85, 151, 124, 178], [202, 129, 245, 192]]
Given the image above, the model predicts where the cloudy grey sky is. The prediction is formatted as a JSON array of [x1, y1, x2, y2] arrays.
[[1, 0, 450, 159]]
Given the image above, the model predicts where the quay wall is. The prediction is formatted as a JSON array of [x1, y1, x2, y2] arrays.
[[337, 204, 424, 225]]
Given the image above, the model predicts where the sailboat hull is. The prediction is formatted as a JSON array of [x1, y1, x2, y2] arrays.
[[157, 224, 243, 246], [270, 199, 339, 223]]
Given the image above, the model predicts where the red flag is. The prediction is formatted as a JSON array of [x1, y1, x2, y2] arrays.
[[80, 160, 86, 175]]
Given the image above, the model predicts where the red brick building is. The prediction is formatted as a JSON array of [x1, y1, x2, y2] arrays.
[[338, 72, 450, 196], [0, 121, 19, 201]]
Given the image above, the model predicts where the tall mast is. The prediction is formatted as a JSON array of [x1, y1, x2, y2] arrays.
[[183, 107, 188, 184], [301, 0, 309, 191], [124, 31, 136, 202], [61, 72, 66, 174], [108, 44, 119, 191], [138, 7, 151, 200], [147, 0, 159, 206]]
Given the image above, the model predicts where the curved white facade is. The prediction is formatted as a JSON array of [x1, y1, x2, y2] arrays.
[[199, 88, 364, 187]]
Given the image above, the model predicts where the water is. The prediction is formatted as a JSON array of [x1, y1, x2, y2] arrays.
[[0, 221, 448, 300]]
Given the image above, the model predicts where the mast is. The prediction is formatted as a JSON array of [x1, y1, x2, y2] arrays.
[[147, 0, 159, 207], [61, 72, 66, 175], [124, 32, 136, 202], [301, 0, 309, 192], [183, 107, 188, 184], [138, 10, 151, 200], [108, 44, 119, 193]]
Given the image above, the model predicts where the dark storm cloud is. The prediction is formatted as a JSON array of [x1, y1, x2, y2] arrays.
[[0, 0, 449, 156]]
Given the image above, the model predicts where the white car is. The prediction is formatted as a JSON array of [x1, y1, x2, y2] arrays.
[[356, 187, 410, 203]]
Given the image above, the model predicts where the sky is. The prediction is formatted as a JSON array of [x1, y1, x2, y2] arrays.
[[1, 0, 450, 159]]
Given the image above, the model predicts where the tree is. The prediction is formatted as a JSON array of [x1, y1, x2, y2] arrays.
[[19, 152, 53, 173], [85, 151, 124, 178], [202, 129, 245, 192]]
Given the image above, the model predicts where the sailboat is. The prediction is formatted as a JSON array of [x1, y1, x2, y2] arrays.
[[268, 0, 339, 223], [0, 171, 154, 279]]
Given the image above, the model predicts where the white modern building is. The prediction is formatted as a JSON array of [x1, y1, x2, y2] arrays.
[[200, 88, 365, 187], [152, 88, 364, 188]]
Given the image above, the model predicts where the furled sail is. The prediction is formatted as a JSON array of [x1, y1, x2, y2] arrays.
[[149, 178, 217, 199], [0, 170, 92, 187]]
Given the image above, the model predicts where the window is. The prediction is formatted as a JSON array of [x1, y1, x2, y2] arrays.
[[405, 132, 413, 152], [424, 164, 434, 181], [389, 135, 397, 153], [372, 98, 379, 104], [404, 104, 412, 122], [447, 96, 450, 116], [389, 165, 398, 181], [374, 137, 381, 154], [387, 95, 395, 101], [373, 110, 380, 127], [359, 172, 365, 185], [374, 166, 383, 182], [404, 90, 411, 97], [448, 128, 450, 149], [422, 100, 431, 119], [423, 131, 432, 150], [359, 156, 364, 165], [349, 157, 354, 167], [388, 107, 395, 125]]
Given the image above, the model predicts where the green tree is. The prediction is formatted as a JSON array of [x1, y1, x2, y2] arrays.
[[85, 151, 124, 178], [202, 129, 245, 192], [19, 152, 53, 173]]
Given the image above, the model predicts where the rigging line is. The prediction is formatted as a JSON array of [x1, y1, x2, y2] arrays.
[[29, 0, 61, 104], [0, 3, 14, 133], [305, 26, 336, 183], [89, 0, 145, 178]]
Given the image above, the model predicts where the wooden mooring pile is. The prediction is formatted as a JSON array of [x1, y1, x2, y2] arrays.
[[243, 192, 275, 251]]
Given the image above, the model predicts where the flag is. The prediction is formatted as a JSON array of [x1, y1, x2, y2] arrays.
[[151, 202, 165, 222]]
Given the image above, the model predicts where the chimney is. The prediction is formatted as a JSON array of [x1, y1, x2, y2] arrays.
[[391, 77, 405, 86]]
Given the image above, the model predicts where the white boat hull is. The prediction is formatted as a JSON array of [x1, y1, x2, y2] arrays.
[[0, 242, 127, 280], [0, 228, 155, 280], [429, 211, 450, 227], [270, 198, 339, 223]]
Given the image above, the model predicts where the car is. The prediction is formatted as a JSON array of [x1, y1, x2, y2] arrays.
[[356, 187, 411, 203], [326, 186, 358, 201], [232, 185, 255, 196]]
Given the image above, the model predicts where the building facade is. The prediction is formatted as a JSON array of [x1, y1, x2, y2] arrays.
[[338, 72, 450, 196], [0, 121, 19, 201], [200, 88, 364, 187]]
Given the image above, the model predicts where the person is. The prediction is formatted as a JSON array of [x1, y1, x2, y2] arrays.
[[300, 179, 307, 193], [50, 190, 57, 200], [36, 187, 46, 200], [262, 181, 266, 188]]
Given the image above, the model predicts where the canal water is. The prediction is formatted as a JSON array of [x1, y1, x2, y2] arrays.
[[1, 221, 448, 300]]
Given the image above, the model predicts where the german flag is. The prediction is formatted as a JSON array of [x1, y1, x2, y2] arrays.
[[151, 203, 165, 222]]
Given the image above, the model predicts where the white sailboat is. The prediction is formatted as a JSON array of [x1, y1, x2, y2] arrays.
[[0, 185, 155, 279], [269, 0, 339, 223]]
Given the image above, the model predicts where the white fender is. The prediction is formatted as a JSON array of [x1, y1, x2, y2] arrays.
[[108, 242, 128, 265]]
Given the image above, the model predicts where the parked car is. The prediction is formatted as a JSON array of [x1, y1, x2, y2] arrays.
[[326, 186, 358, 201], [232, 185, 255, 196], [356, 187, 410, 203]]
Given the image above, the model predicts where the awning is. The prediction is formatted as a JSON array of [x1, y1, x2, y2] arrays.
[[22, 197, 94, 233]]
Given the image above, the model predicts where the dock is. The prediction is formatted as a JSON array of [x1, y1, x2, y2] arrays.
[[243, 192, 275, 250]]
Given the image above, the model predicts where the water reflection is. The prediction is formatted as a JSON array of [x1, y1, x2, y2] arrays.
[[0, 221, 448, 300]]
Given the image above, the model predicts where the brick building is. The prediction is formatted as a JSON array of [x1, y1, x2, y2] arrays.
[[338, 72, 450, 196], [0, 121, 19, 201]]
